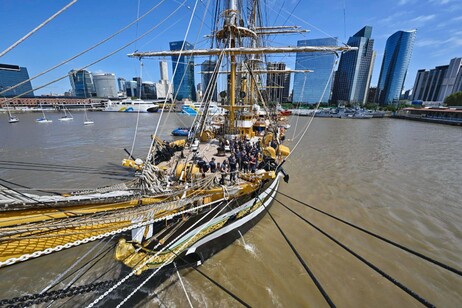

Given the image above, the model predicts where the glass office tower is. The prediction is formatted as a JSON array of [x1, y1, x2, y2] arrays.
[[201, 59, 218, 101], [0, 64, 34, 97], [293, 38, 337, 104], [69, 69, 96, 98], [375, 30, 416, 106], [332, 26, 375, 105], [169, 41, 196, 101]]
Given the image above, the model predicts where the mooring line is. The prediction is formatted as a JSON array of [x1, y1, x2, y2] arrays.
[[262, 199, 336, 307], [274, 198, 435, 308], [276, 190, 462, 277]]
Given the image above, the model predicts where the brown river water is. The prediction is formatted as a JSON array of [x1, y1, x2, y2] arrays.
[[0, 111, 461, 307]]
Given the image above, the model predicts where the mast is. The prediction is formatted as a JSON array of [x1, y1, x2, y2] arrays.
[[225, 0, 238, 133]]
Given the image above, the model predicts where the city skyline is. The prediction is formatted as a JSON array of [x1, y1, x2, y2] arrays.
[[0, 1, 461, 97]]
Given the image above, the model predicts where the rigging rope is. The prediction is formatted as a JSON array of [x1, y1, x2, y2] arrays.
[[0, 0, 168, 97], [261, 197, 336, 307], [276, 191, 462, 277], [174, 263, 194, 308], [87, 197, 230, 307], [0, 0, 78, 58], [0, 1, 184, 106], [145, 0, 194, 164], [273, 198, 435, 308]]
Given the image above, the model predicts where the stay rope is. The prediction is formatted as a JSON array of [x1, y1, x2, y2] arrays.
[[274, 198, 435, 308]]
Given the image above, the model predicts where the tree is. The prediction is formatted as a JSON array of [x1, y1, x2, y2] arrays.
[[444, 91, 462, 106]]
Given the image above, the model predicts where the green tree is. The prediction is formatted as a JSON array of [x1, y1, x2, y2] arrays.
[[444, 91, 462, 106]]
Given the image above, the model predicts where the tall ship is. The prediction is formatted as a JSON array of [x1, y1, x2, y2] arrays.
[[0, 0, 354, 306]]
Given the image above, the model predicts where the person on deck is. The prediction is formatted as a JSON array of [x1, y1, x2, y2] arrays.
[[228, 154, 237, 183], [209, 157, 217, 173]]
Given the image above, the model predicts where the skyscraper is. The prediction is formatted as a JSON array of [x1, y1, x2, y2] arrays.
[[69, 69, 96, 98], [332, 26, 375, 105], [375, 30, 416, 106], [169, 41, 196, 101], [411, 57, 462, 102], [411, 66, 447, 102], [438, 57, 462, 101], [266, 62, 291, 104], [293, 38, 337, 104], [93, 73, 118, 98], [155, 60, 172, 100], [0, 63, 34, 97], [201, 60, 218, 101]]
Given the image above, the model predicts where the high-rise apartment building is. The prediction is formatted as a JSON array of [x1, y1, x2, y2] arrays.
[[155, 60, 172, 100], [201, 60, 218, 101], [266, 62, 291, 104], [69, 69, 96, 98], [169, 41, 196, 101], [0, 64, 34, 97], [411, 57, 462, 102], [332, 26, 375, 105], [375, 30, 416, 105], [293, 38, 337, 104]]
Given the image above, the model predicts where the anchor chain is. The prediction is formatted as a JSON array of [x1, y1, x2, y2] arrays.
[[0, 280, 115, 307]]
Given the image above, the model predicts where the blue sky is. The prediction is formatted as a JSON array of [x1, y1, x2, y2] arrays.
[[1, 0, 461, 96]]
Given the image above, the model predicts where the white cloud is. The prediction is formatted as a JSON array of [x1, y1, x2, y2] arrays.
[[410, 14, 436, 26], [398, 0, 417, 5], [415, 38, 441, 47], [428, 0, 451, 5]]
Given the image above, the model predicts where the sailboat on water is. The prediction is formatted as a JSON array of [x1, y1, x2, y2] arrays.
[[6, 106, 19, 123], [83, 105, 94, 125], [58, 106, 74, 121], [36, 104, 52, 123], [0, 0, 355, 305]]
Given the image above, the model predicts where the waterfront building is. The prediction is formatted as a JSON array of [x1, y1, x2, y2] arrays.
[[201, 60, 218, 101], [332, 26, 375, 106], [155, 61, 172, 100], [266, 62, 291, 104], [411, 57, 462, 103], [412, 66, 447, 102], [125, 80, 138, 98], [367, 87, 377, 104], [293, 38, 337, 104], [169, 41, 196, 101], [142, 82, 156, 99], [412, 58, 462, 102], [0, 63, 34, 97], [69, 69, 96, 98], [117, 77, 126, 92], [159, 60, 169, 81], [93, 73, 118, 98], [439, 57, 462, 100], [375, 30, 416, 106]]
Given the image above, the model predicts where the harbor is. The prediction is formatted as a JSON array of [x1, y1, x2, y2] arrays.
[[1, 113, 461, 306], [1, 0, 462, 306]]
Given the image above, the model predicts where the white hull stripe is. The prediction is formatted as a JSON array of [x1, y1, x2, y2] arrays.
[[185, 175, 280, 255]]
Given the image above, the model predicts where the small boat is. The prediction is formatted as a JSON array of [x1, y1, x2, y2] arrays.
[[8, 116, 19, 123], [83, 106, 94, 125], [36, 117, 53, 123], [103, 99, 160, 112], [6, 105, 19, 123], [171, 127, 190, 136], [36, 104, 53, 123], [58, 107, 73, 121]]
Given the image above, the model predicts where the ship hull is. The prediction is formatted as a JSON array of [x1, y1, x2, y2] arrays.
[[128, 174, 281, 271], [183, 176, 278, 265]]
